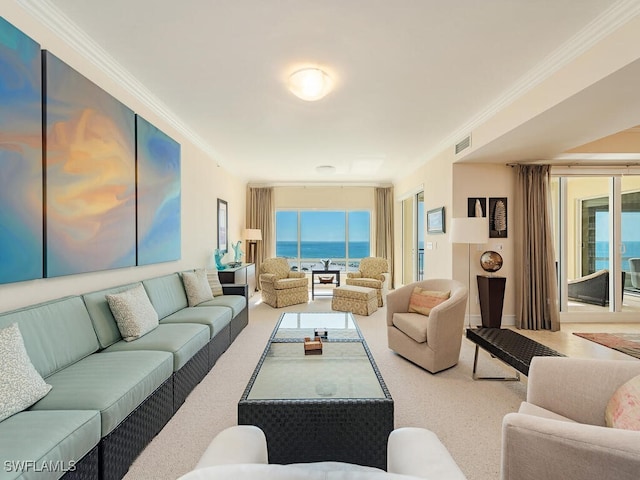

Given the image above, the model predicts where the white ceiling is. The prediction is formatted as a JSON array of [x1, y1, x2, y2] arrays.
[[33, 0, 639, 183]]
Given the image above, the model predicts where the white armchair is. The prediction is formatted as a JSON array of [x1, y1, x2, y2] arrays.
[[386, 279, 468, 373], [501, 357, 640, 480], [178, 425, 467, 480]]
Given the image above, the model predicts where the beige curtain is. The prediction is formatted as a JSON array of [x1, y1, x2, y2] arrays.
[[375, 187, 395, 289], [514, 165, 560, 331], [246, 187, 274, 286]]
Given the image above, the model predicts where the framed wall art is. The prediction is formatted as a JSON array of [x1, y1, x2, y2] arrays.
[[136, 114, 181, 266], [489, 197, 508, 238], [43, 50, 136, 277], [0, 18, 43, 284], [217, 198, 228, 253], [467, 197, 487, 217], [426, 207, 445, 234]]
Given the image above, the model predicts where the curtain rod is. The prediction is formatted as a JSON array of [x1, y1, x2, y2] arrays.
[[506, 163, 640, 168]]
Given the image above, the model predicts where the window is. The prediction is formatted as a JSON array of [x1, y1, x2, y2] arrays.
[[276, 210, 371, 271]]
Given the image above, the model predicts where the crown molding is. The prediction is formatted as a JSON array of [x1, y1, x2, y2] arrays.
[[15, 0, 224, 167], [421, 0, 640, 165]]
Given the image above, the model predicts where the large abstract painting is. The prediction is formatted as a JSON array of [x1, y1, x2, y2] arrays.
[[0, 17, 43, 284], [136, 115, 181, 265], [43, 51, 136, 277]]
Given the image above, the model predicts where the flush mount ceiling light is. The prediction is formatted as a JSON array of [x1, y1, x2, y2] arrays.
[[315, 165, 336, 175], [288, 68, 332, 101]]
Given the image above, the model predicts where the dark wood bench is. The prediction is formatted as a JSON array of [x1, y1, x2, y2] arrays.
[[465, 328, 565, 381]]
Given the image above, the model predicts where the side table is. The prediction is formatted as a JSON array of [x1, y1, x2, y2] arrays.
[[219, 263, 256, 297], [476, 275, 506, 328], [311, 269, 341, 299]]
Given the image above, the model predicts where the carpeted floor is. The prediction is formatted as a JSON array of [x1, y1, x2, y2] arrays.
[[572, 332, 640, 360], [123, 296, 527, 480]]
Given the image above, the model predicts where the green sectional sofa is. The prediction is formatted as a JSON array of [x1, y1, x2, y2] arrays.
[[0, 270, 247, 480]]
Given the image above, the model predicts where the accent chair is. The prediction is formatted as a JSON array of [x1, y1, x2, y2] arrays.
[[501, 357, 640, 480], [386, 279, 468, 373], [259, 257, 309, 308], [345, 257, 390, 306], [178, 425, 467, 479]]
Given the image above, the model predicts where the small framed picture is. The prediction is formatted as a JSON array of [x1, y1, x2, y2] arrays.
[[427, 207, 445, 234], [217, 198, 228, 252], [489, 197, 507, 238]]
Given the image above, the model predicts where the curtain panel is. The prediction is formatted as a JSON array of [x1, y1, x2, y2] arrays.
[[375, 187, 395, 289], [514, 165, 560, 331], [246, 186, 274, 286]]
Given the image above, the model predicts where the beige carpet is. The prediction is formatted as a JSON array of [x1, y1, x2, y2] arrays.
[[124, 295, 527, 480]]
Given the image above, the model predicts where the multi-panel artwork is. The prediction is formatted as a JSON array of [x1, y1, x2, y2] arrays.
[[136, 115, 181, 265], [43, 50, 137, 277], [0, 17, 43, 284], [0, 17, 181, 284]]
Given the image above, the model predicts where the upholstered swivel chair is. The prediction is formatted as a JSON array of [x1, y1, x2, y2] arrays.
[[259, 257, 309, 308], [386, 279, 468, 373], [345, 257, 390, 306], [501, 357, 640, 480]]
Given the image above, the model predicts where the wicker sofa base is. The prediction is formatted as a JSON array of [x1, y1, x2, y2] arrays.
[[230, 306, 248, 342], [174, 344, 210, 411], [209, 324, 231, 367], [99, 378, 173, 480], [61, 445, 99, 480]]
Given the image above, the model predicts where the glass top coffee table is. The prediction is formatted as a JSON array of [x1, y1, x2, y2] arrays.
[[238, 311, 393, 469]]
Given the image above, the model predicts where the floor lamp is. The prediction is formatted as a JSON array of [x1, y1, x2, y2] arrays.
[[450, 218, 488, 328], [244, 228, 262, 265]]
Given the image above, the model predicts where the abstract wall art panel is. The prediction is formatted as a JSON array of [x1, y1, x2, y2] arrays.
[[0, 17, 43, 284], [136, 115, 181, 265], [43, 50, 136, 277]]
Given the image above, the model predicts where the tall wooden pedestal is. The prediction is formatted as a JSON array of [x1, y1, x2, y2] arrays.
[[476, 275, 506, 328]]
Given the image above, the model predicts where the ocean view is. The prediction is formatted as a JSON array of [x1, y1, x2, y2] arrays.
[[276, 240, 370, 260]]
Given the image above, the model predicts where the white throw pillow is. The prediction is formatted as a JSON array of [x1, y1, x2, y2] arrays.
[[106, 284, 159, 341], [0, 323, 52, 422], [183, 269, 215, 306], [207, 269, 224, 297]]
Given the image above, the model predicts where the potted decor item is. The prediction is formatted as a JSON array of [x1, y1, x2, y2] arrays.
[[321, 259, 331, 270]]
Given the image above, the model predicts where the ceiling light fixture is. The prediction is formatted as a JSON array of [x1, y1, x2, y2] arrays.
[[315, 165, 336, 175], [288, 68, 332, 101]]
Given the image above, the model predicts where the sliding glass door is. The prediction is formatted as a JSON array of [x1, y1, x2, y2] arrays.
[[552, 174, 640, 317]]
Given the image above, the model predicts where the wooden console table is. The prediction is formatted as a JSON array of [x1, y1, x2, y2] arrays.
[[218, 263, 256, 297]]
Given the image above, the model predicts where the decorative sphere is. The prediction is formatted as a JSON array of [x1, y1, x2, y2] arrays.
[[480, 251, 503, 273]]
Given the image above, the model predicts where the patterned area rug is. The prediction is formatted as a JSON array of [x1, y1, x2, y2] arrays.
[[573, 333, 640, 360]]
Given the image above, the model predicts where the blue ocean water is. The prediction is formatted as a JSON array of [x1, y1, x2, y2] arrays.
[[276, 241, 370, 259], [595, 241, 640, 270]]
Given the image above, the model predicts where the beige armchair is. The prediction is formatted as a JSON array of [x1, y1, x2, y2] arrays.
[[386, 279, 467, 373], [345, 257, 390, 306], [501, 357, 640, 480], [259, 257, 309, 308]]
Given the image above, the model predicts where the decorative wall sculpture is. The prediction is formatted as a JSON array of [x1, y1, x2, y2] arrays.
[[136, 115, 181, 265], [0, 17, 43, 284], [43, 51, 136, 277]]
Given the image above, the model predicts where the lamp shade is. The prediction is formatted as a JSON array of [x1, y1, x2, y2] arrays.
[[244, 229, 262, 241], [449, 218, 487, 245]]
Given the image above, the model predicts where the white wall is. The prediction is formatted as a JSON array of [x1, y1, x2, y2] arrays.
[[0, 3, 245, 312]]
